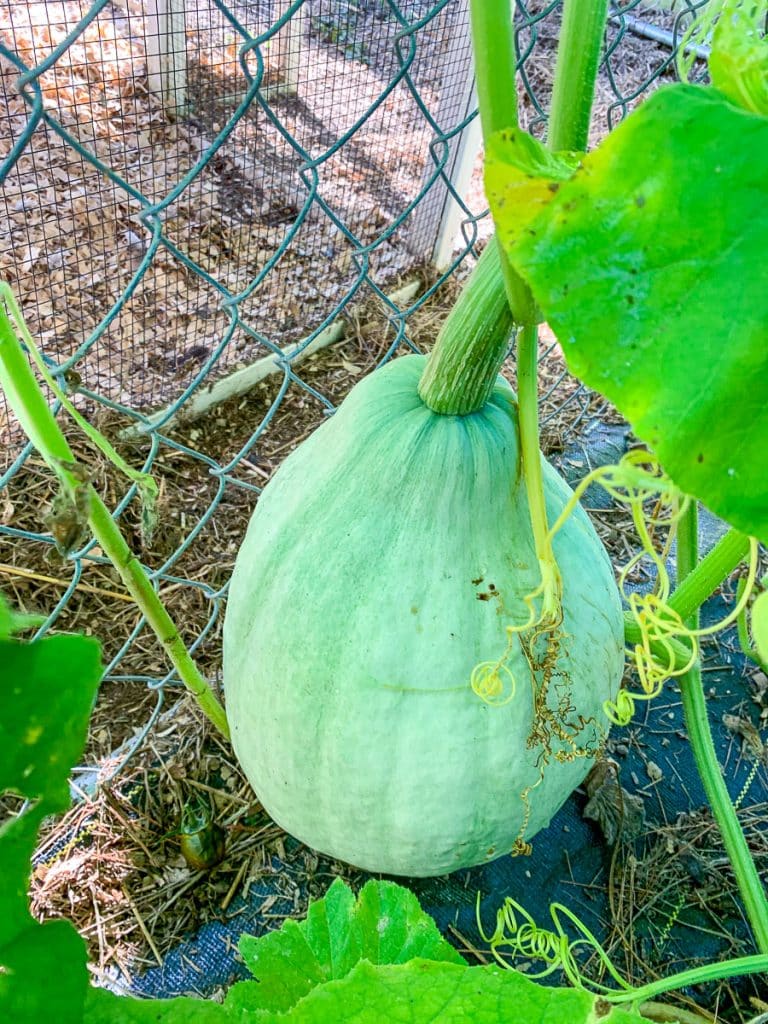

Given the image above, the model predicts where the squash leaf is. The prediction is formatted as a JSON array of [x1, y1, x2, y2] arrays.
[[84, 987, 229, 1023], [83, 880, 653, 1024], [484, 129, 581, 248], [0, 636, 101, 806], [84, 960, 652, 1024], [251, 958, 652, 1024], [1, 631, 101, 1024], [228, 878, 463, 1016], [1, 918, 89, 1024], [496, 85, 768, 542], [0, 808, 46, 949]]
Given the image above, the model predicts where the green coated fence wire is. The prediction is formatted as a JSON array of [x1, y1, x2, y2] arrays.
[[0, 0, 713, 779]]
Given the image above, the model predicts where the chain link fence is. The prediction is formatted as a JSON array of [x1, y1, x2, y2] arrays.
[[1, 0, 711, 778]]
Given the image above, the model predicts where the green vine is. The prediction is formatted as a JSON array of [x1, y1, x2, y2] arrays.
[[1, 283, 158, 544], [0, 288, 231, 740]]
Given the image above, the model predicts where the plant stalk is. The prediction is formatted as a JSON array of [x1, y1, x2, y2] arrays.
[[622, 615, 692, 672], [620, 527, 751, 663], [676, 503, 768, 954], [517, 321, 560, 618], [606, 952, 768, 1006], [0, 302, 230, 741], [419, 0, 530, 417], [668, 526, 750, 621], [469, 0, 518, 143], [419, 0, 609, 414], [547, 0, 610, 152]]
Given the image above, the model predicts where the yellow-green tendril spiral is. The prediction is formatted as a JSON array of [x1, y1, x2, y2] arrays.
[[471, 553, 568, 702], [547, 451, 760, 726], [477, 895, 634, 995], [470, 450, 759, 858], [470, 658, 517, 707]]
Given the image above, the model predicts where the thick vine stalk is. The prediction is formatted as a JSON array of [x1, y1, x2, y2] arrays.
[[676, 504, 768, 953], [0, 293, 231, 740]]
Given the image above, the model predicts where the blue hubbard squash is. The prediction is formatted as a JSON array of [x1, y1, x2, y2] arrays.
[[223, 352, 624, 877]]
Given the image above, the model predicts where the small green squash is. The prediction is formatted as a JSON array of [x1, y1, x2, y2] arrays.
[[223, 355, 624, 876]]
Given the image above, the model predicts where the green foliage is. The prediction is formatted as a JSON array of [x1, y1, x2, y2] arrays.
[[84, 960, 654, 1024], [231, 877, 463, 1016], [0, 629, 102, 1024], [1, 638, 101, 806], [0, 595, 44, 638], [488, 85, 768, 543], [230, 959, 651, 1024]]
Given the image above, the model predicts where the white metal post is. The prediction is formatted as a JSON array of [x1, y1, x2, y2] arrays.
[[407, 0, 482, 270], [145, 0, 188, 117], [265, 0, 307, 97], [431, 85, 482, 270]]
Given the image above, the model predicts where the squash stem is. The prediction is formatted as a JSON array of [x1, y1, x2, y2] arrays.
[[0, 295, 231, 741], [623, 614, 692, 672], [676, 503, 768, 954], [467, 0, 537, 325], [418, 238, 515, 415], [418, 0, 529, 417], [621, 527, 751, 663], [605, 953, 768, 1006], [468, 0, 518, 143]]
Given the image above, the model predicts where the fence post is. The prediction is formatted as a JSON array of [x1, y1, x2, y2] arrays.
[[406, 0, 481, 270], [145, 0, 188, 117], [265, 0, 307, 97]]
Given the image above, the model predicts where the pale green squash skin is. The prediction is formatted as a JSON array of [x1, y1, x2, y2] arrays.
[[224, 355, 624, 877]]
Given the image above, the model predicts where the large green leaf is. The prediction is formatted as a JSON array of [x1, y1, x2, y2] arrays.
[[0, 809, 45, 948], [1, 632, 101, 1023], [271, 959, 650, 1024], [85, 958, 653, 1024], [81, 853, 655, 1024], [0, 635, 102, 805], [0, 919, 89, 1024], [229, 878, 463, 1016], [84, 987, 229, 1024], [494, 85, 768, 542]]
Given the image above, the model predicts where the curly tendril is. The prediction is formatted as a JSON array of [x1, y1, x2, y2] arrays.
[[469, 449, 760, 856], [470, 659, 517, 706], [477, 894, 634, 996], [548, 451, 760, 726]]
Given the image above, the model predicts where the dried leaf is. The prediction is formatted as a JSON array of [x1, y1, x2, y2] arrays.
[[722, 713, 766, 761], [583, 760, 645, 845]]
